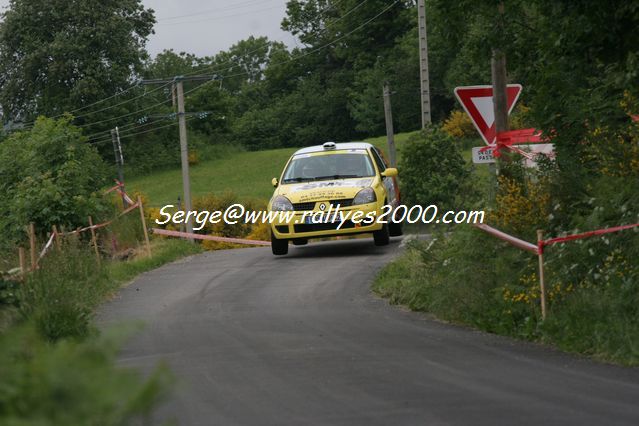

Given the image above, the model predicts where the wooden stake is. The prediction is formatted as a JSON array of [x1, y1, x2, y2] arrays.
[[28, 223, 37, 270], [138, 196, 152, 257], [52, 225, 61, 251], [537, 230, 547, 320], [88, 216, 101, 267], [18, 247, 26, 280]]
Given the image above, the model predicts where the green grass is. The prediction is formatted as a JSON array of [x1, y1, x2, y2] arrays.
[[107, 239, 202, 285], [374, 230, 639, 366], [127, 132, 422, 206]]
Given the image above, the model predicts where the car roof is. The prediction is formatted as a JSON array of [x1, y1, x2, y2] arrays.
[[293, 142, 374, 155]]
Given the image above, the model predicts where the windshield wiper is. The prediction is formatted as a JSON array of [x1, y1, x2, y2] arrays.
[[283, 177, 312, 183], [312, 174, 360, 181]]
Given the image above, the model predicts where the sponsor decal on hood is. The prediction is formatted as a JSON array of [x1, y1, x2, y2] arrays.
[[288, 178, 373, 193]]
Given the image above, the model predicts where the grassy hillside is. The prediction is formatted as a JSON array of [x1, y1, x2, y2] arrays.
[[126, 131, 489, 206]]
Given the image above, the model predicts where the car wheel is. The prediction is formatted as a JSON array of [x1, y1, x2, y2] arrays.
[[389, 221, 403, 237], [292, 239, 308, 246], [373, 222, 390, 246], [271, 232, 289, 255]]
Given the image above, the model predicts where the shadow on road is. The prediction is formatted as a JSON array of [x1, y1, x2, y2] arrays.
[[282, 237, 402, 259]]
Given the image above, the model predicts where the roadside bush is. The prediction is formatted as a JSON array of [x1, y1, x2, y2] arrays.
[[375, 220, 639, 365], [0, 324, 172, 425], [0, 116, 109, 244], [18, 241, 111, 342], [399, 127, 470, 209], [441, 110, 476, 139]]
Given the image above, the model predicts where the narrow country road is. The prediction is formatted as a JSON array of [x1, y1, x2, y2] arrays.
[[99, 238, 639, 425]]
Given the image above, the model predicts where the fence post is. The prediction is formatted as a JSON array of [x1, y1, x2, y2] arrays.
[[137, 196, 152, 257], [52, 225, 61, 251], [88, 216, 101, 267], [28, 223, 37, 270], [18, 247, 26, 280], [537, 230, 547, 320]]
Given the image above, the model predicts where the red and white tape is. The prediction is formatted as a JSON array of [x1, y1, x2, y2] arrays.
[[152, 228, 270, 246]]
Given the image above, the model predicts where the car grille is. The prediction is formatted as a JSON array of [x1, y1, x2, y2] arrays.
[[293, 221, 356, 233], [292, 199, 354, 211]]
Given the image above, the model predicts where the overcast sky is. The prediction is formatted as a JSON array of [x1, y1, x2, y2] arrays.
[[0, 0, 297, 58]]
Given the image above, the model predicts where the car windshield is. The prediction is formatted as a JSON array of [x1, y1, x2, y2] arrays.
[[282, 151, 375, 183]]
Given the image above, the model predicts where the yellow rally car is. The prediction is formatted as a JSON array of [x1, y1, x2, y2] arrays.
[[268, 142, 402, 255]]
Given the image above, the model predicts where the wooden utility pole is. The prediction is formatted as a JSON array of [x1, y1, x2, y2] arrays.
[[140, 75, 217, 241], [382, 83, 397, 167], [491, 52, 509, 139], [492, 2, 509, 161], [175, 81, 194, 239], [417, 0, 432, 127], [111, 127, 128, 207]]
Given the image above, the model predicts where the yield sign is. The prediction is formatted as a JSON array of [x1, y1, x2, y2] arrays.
[[454, 84, 522, 145]]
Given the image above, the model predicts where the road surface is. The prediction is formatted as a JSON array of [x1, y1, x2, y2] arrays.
[[99, 238, 639, 425]]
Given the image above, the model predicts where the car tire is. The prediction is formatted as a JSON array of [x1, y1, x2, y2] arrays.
[[271, 232, 289, 255], [292, 239, 308, 246], [373, 223, 390, 246], [389, 220, 403, 237]]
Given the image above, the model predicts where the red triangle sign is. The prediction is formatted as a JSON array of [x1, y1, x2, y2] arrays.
[[454, 84, 522, 145]]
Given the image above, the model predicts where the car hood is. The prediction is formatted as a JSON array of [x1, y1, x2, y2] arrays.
[[276, 178, 375, 203]]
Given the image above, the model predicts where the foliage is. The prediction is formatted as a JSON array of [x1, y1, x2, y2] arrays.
[[0, 324, 172, 425], [491, 175, 551, 240], [374, 225, 639, 365], [18, 241, 110, 341], [0, 117, 108, 245], [0, 0, 155, 123], [399, 127, 470, 209], [441, 110, 476, 139]]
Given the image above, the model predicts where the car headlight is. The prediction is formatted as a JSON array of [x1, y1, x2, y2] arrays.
[[271, 195, 294, 211], [352, 187, 377, 205]]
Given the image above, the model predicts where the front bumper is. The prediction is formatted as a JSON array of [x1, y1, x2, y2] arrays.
[[270, 202, 383, 240]]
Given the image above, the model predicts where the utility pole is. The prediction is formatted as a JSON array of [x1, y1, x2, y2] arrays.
[[492, 2, 509, 167], [140, 75, 217, 241], [382, 83, 397, 167], [175, 80, 194, 239], [417, 0, 432, 127], [111, 126, 128, 208]]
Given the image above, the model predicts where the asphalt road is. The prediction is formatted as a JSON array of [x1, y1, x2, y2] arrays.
[[99, 238, 639, 426]]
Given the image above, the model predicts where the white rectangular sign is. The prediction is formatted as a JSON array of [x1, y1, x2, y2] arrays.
[[472, 144, 555, 167], [472, 146, 496, 164]]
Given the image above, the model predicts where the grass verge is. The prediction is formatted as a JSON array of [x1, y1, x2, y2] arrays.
[[0, 237, 201, 424], [373, 229, 639, 366]]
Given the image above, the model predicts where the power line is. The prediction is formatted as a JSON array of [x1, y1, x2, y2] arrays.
[[10, 0, 358, 131], [157, 0, 275, 22], [77, 0, 401, 131], [158, 3, 282, 26], [88, 116, 196, 146]]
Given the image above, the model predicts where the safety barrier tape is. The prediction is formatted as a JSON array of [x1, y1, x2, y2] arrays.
[[152, 228, 270, 246], [473, 223, 539, 254], [474, 221, 639, 255], [539, 222, 639, 253]]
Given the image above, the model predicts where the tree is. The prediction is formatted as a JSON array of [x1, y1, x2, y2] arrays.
[[0, 0, 155, 124], [0, 117, 108, 245]]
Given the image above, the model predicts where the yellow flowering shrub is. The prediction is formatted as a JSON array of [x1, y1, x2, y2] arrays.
[[441, 110, 476, 139], [491, 176, 551, 237]]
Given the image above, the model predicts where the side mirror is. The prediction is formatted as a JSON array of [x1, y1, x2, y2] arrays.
[[271, 177, 279, 187], [381, 168, 398, 178]]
